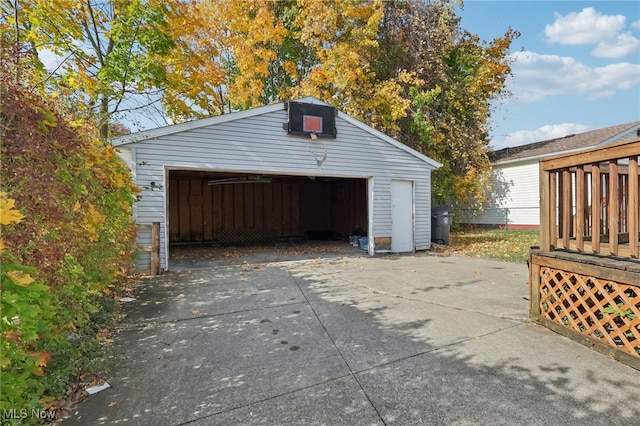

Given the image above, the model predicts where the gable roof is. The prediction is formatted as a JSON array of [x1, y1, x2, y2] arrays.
[[489, 121, 640, 165], [112, 97, 441, 169]]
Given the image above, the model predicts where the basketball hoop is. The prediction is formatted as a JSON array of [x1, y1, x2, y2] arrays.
[[307, 132, 327, 167]]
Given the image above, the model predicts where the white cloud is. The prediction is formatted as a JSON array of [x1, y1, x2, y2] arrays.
[[503, 123, 592, 147], [545, 7, 626, 45], [509, 51, 640, 102], [38, 48, 67, 73], [631, 19, 640, 30], [544, 7, 640, 58], [592, 32, 640, 58]]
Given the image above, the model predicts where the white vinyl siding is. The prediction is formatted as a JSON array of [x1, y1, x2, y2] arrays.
[[498, 162, 540, 226], [460, 123, 640, 229], [462, 161, 540, 227]]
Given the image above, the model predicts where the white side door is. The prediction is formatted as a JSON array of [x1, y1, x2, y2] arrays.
[[391, 180, 414, 252]]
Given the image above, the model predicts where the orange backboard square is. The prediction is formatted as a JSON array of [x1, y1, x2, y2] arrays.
[[303, 115, 323, 133]]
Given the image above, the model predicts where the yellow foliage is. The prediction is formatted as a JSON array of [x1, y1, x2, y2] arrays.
[[0, 192, 24, 225], [162, 0, 411, 131], [81, 203, 106, 242], [81, 139, 131, 188], [163, 0, 230, 117], [283, 61, 298, 79], [452, 168, 490, 206], [6, 270, 35, 287], [0, 190, 24, 253], [38, 107, 58, 128]]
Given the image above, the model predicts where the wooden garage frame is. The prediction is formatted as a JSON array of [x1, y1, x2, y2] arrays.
[[167, 170, 368, 245]]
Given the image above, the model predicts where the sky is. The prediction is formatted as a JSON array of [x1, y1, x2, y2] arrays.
[[36, 1, 639, 148], [458, 0, 640, 150]]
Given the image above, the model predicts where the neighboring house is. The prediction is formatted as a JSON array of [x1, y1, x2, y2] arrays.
[[114, 97, 441, 271], [460, 121, 640, 229]]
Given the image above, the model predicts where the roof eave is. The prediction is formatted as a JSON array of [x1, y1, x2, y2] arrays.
[[491, 121, 640, 165], [112, 97, 326, 146], [492, 144, 618, 166]]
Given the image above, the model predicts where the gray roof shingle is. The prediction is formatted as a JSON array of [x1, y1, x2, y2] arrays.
[[489, 121, 640, 163]]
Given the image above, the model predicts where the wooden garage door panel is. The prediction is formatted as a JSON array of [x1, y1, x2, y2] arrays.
[[168, 175, 365, 243], [169, 177, 301, 243]]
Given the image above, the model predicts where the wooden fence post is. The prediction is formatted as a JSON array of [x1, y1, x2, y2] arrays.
[[151, 221, 160, 275], [528, 253, 541, 322], [629, 156, 639, 258], [539, 163, 551, 252]]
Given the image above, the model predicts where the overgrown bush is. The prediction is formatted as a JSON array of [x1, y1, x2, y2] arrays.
[[1, 80, 138, 424]]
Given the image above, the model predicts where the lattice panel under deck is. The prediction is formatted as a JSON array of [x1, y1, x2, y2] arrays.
[[539, 267, 640, 358]]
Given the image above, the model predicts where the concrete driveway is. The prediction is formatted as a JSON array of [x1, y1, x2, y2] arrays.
[[63, 251, 640, 425]]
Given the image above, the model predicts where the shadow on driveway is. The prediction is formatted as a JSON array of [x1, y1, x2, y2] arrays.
[[63, 252, 640, 425]]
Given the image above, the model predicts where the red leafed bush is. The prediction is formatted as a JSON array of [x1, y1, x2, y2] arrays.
[[1, 76, 138, 422]]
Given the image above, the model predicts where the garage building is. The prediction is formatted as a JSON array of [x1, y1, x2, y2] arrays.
[[114, 97, 441, 271]]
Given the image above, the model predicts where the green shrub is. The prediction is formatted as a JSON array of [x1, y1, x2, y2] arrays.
[[1, 79, 138, 423]]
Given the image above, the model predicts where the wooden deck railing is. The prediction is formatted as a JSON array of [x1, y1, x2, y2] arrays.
[[539, 138, 640, 258], [531, 138, 640, 368]]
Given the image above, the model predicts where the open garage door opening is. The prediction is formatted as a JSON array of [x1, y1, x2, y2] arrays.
[[167, 170, 368, 259]]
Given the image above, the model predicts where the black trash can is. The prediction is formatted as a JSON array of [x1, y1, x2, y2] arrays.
[[431, 206, 452, 245]]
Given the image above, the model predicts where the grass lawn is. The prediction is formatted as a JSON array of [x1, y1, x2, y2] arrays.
[[435, 228, 539, 263]]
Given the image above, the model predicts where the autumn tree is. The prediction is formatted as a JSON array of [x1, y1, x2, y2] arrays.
[[4, 0, 518, 205], [1, 0, 174, 139], [163, 0, 410, 131], [377, 0, 519, 207], [292, 0, 410, 130], [163, 0, 298, 118], [163, 0, 517, 207], [161, 0, 230, 120]]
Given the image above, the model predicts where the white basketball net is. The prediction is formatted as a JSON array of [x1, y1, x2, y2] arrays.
[[307, 133, 327, 167]]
